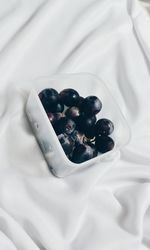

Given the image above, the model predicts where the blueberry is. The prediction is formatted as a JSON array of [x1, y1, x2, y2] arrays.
[[81, 96, 102, 116], [55, 102, 64, 113], [95, 118, 114, 136], [65, 107, 80, 120], [47, 112, 54, 123], [50, 102, 64, 113], [71, 143, 96, 163], [39, 88, 59, 112], [70, 130, 84, 145], [59, 88, 80, 107], [87, 142, 98, 158], [58, 134, 74, 155], [53, 113, 63, 122], [84, 125, 95, 139], [76, 115, 96, 135], [53, 117, 76, 135], [95, 135, 114, 153], [47, 112, 63, 125], [76, 96, 84, 109]]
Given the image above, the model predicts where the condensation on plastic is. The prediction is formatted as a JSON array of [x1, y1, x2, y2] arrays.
[[26, 73, 131, 177]]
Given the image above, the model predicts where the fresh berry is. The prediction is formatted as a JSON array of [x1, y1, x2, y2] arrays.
[[39, 88, 59, 112], [53, 113, 63, 122], [71, 130, 84, 145], [84, 125, 95, 139], [95, 135, 114, 153], [76, 115, 96, 134], [59, 88, 80, 107], [95, 118, 114, 136], [50, 102, 64, 113], [71, 143, 96, 163], [47, 112, 63, 125], [58, 134, 74, 155], [76, 96, 84, 109], [53, 117, 76, 135], [65, 107, 80, 120], [87, 142, 98, 158], [81, 96, 102, 116], [47, 112, 54, 123]]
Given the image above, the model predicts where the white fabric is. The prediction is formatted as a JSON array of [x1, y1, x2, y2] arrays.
[[0, 0, 150, 249]]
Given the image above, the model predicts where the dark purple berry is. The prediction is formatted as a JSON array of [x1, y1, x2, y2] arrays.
[[53, 117, 76, 135], [84, 125, 95, 139], [53, 113, 63, 122], [39, 88, 59, 112], [70, 130, 84, 145], [50, 102, 64, 113], [65, 107, 80, 120], [81, 96, 102, 116], [95, 135, 114, 153], [76, 115, 96, 134], [59, 88, 80, 107], [47, 112, 54, 123], [47, 112, 63, 125], [87, 142, 98, 158], [95, 118, 114, 136], [58, 134, 74, 155], [71, 143, 96, 164], [77, 96, 84, 109]]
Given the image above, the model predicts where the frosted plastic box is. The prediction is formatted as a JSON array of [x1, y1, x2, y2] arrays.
[[26, 73, 131, 177]]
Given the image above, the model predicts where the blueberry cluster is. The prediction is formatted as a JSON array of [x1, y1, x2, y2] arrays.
[[39, 88, 114, 164]]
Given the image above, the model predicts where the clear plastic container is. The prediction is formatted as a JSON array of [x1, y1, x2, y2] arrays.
[[26, 73, 131, 177]]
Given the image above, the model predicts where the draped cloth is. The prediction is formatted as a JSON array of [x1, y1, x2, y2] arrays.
[[0, 0, 149, 249]]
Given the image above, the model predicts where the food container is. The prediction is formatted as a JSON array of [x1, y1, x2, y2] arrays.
[[26, 73, 131, 177]]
